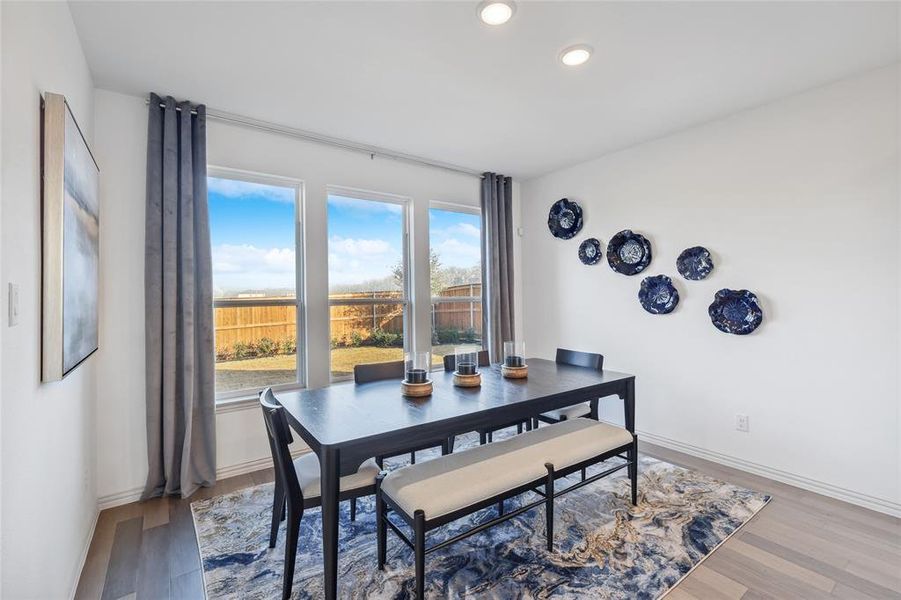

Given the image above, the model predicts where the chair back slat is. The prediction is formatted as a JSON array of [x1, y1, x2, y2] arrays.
[[555, 348, 604, 371], [260, 388, 303, 501], [354, 360, 405, 383], [443, 350, 490, 372]]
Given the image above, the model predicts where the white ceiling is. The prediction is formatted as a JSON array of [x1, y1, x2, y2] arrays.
[[69, 1, 899, 179]]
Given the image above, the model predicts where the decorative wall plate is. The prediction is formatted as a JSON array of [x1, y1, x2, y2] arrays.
[[547, 198, 583, 239], [638, 275, 679, 314], [607, 230, 652, 275], [708, 289, 763, 335], [677, 246, 714, 280], [578, 238, 603, 265]]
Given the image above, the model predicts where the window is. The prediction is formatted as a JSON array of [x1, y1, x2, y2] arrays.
[[208, 169, 304, 399], [429, 205, 482, 363], [327, 189, 409, 380]]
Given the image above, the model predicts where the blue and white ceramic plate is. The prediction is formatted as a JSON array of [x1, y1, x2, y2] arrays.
[[638, 275, 679, 314], [677, 246, 714, 280], [607, 230, 652, 275], [548, 198, 583, 239], [578, 238, 603, 265], [709, 289, 763, 335]]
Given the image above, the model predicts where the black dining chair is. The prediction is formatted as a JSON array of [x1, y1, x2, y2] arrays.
[[353, 360, 451, 465], [443, 350, 532, 451], [260, 388, 379, 600], [533, 349, 604, 480]]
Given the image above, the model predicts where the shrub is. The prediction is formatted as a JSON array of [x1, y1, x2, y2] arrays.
[[256, 337, 278, 357], [461, 328, 479, 343], [370, 328, 402, 348], [435, 328, 461, 345], [233, 341, 251, 360], [281, 337, 297, 355], [348, 331, 364, 347], [215, 345, 233, 362]]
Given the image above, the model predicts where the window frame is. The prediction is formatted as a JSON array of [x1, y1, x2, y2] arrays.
[[326, 185, 412, 382], [428, 201, 483, 368], [208, 166, 307, 402]]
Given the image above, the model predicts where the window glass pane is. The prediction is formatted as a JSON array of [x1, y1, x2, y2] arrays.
[[330, 303, 405, 379], [429, 209, 481, 297], [208, 176, 298, 394], [328, 193, 407, 379], [328, 195, 405, 298], [429, 208, 482, 362]]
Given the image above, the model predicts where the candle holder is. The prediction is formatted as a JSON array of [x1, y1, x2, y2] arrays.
[[502, 340, 528, 378], [453, 345, 481, 387], [402, 351, 432, 397]]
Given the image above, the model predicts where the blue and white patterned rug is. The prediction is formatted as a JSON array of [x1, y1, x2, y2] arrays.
[[192, 434, 769, 599]]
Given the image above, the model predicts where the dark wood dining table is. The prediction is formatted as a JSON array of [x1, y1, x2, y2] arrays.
[[274, 357, 636, 600]]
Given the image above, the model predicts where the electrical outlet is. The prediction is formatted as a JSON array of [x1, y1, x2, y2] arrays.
[[736, 414, 749, 433], [8, 283, 19, 327]]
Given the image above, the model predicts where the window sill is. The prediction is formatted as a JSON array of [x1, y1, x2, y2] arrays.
[[215, 383, 307, 414]]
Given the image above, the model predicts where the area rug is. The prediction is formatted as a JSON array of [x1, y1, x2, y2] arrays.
[[192, 435, 769, 599]]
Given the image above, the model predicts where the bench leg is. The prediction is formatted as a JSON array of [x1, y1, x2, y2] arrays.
[[410, 451, 416, 465], [350, 497, 357, 522], [497, 499, 504, 516], [544, 463, 555, 552], [479, 431, 487, 445], [375, 475, 387, 570], [581, 468, 586, 482], [414, 510, 426, 598], [517, 422, 523, 434], [629, 435, 639, 506], [447, 436, 455, 454]]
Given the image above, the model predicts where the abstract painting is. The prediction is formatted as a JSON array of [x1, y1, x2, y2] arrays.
[[42, 93, 100, 381]]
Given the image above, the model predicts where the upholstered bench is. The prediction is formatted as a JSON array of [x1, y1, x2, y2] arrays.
[[375, 418, 637, 597]]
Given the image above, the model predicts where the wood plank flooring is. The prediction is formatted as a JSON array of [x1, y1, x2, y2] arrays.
[[74, 442, 901, 599]]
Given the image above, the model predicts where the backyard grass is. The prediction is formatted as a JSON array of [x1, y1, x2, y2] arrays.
[[215, 345, 459, 392]]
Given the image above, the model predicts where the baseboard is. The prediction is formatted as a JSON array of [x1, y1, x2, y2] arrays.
[[639, 429, 901, 518], [69, 508, 100, 600], [97, 449, 308, 510]]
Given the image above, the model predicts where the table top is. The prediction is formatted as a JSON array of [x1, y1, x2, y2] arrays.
[[275, 358, 634, 448]]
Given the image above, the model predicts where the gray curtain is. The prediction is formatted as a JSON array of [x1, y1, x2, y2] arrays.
[[481, 172, 515, 363], [142, 93, 216, 500]]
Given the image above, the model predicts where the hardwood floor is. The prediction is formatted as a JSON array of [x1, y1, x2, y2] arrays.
[[74, 442, 901, 599]]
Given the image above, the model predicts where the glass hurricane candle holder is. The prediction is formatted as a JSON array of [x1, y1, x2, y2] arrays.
[[454, 345, 480, 375], [404, 351, 431, 384], [503, 341, 526, 368]]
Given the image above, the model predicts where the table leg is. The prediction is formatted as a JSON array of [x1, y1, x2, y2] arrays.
[[622, 379, 635, 433], [320, 447, 340, 600]]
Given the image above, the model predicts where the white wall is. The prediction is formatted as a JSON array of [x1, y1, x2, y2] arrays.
[[1, 2, 98, 598], [93, 89, 485, 504], [520, 66, 900, 515]]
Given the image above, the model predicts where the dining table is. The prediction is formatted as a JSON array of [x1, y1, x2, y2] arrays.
[[274, 357, 636, 600]]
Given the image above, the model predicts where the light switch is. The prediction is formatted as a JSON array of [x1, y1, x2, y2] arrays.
[[8, 283, 19, 327]]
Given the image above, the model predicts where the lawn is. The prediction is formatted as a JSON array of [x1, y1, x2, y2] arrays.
[[215, 344, 459, 392]]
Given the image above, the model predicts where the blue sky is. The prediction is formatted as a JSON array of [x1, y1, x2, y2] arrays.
[[208, 176, 480, 296]]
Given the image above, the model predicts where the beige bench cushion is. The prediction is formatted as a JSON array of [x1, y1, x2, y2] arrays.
[[541, 402, 591, 421], [381, 418, 632, 520], [294, 453, 380, 499]]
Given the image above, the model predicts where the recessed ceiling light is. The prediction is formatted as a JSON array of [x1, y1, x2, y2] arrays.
[[560, 44, 593, 67], [478, 1, 515, 25]]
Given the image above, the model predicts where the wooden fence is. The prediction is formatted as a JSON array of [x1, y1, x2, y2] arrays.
[[213, 284, 482, 350]]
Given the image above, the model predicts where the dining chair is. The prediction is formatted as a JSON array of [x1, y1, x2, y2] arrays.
[[353, 360, 450, 465], [260, 388, 380, 600], [443, 350, 532, 450], [534, 349, 604, 480]]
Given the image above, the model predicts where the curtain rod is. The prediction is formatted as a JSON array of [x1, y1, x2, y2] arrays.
[[146, 98, 484, 178]]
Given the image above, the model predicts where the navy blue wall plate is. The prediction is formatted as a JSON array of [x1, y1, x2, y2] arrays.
[[677, 246, 714, 280], [578, 238, 603, 265], [547, 198, 583, 239], [638, 275, 679, 314], [709, 289, 763, 335], [607, 229, 652, 275]]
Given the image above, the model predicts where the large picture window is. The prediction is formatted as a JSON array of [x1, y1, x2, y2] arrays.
[[208, 169, 304, 398], [327, 189, 409, 380], [429, 205, 482, 363]]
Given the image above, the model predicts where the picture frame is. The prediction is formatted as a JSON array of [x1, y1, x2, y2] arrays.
[[41, 92, 100, 382]]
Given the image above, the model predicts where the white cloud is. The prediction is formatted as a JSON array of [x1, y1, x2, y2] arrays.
[[328, 194, 402, 215], [436, 238, 481, 267], [328, 236, 400, 286], [454, 222, 481, 238], [208, 177, 295, 203], [212, 243, 296, 292]]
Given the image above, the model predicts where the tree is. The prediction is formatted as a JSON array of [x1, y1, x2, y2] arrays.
[[393, 249, 447, 295]]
